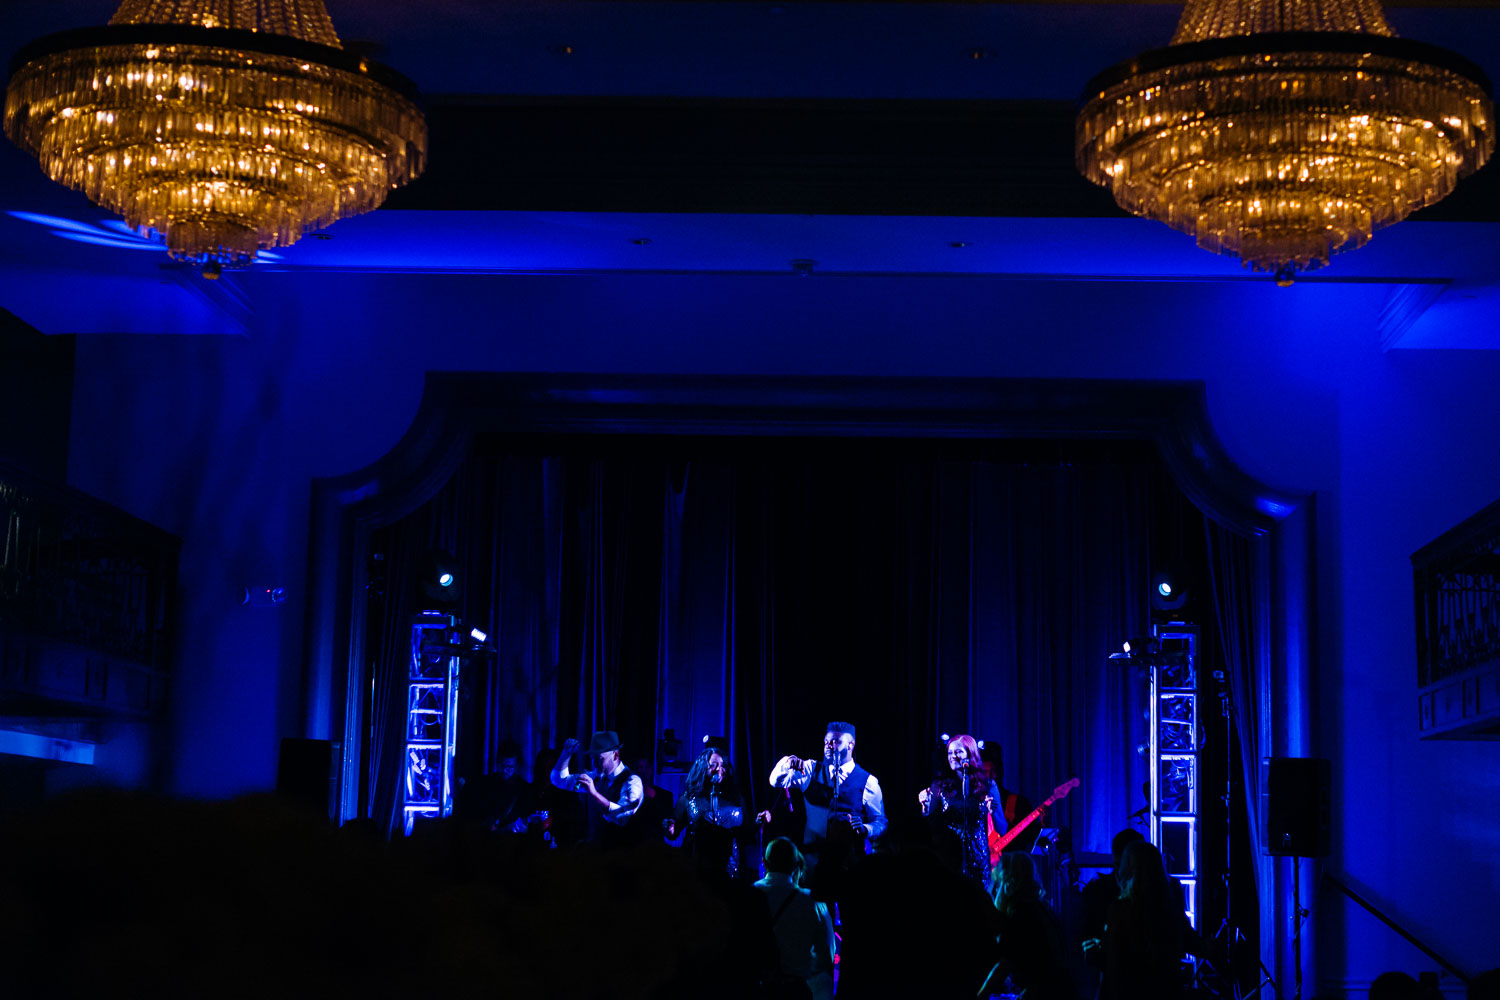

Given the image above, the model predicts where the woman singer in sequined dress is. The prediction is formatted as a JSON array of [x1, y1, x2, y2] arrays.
[[917, 733, 1003, 890], [665, 744, 745, 876]]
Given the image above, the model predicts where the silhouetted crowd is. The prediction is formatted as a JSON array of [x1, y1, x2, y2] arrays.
[[3, 751, 1494, 1000]]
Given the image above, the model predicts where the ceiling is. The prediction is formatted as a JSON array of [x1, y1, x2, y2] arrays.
[[2, 1, 1499, 347]]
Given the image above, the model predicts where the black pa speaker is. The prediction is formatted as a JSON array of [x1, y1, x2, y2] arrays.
[[1260, 756, 1330, 857], [276, 737, 339, 823]]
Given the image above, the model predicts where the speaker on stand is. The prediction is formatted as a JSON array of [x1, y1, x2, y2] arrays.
[[1261, 757, 1330, 859], [1261, 757, 1330, 1000]]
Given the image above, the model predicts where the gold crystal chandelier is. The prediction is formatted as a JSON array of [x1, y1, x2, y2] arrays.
[[4, 0, 427, 269], [1076, 0, 1493, 281]]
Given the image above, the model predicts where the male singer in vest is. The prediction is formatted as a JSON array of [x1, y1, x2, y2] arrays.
[[768, 721, 887, 898], [550, 731, 643, 848]]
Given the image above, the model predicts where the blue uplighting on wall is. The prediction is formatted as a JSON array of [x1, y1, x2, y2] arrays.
[[52, 232, 166, 251], [8, 211, 102, 234], [7, 211, 282, 260], [0, 729, 95, 765], [1255, 497, 1294, 517]]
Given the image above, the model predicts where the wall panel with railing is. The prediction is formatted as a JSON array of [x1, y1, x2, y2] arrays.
[[0, 460, 178, 726], [1412, 496, 1500, 739]]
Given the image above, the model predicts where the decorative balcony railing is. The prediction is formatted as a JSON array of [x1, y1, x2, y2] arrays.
[[0, 461, 177, 718], [1412, 497, 1500, 739]]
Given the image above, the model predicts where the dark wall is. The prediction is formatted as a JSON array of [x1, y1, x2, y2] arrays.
[[0, 308, 72, 482]]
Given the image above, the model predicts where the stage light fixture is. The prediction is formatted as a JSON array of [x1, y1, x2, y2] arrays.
[[1115, 636, 1163, 662], [658, 728, 686, 771], [416, 549, 461, 609], [469, 628, 487, 644], [1151, 569, 1189, 612], [242, 586, 286, 607]]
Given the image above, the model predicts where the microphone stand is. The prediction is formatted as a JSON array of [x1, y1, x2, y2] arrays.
[[757, 814, 766, 880], [961, 771, 972, 879]]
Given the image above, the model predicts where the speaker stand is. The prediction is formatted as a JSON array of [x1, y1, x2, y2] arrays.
[[1292, 856, 1310, 1000], [1200, 918, 1277, 1000]]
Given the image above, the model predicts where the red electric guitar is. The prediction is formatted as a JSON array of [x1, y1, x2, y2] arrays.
[[987, 777, 1079, 866]]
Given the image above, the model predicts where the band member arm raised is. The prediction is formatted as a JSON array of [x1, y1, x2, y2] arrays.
[[552, 733, 644, 825], [769, 724, 887, 841]]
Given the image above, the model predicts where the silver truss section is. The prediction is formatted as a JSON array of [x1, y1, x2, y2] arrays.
[[404, 611, 460, 835], [1151, 622, 1200, 930]]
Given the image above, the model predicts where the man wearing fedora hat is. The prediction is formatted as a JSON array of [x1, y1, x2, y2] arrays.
[[550, 730, 644, 848]]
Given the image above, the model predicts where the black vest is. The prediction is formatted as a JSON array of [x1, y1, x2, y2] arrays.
[[802, 761, 870, 852], [585, 765, 638, 848]]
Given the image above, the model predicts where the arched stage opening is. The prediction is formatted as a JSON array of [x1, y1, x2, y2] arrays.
[[305, 373, 1311, 991]]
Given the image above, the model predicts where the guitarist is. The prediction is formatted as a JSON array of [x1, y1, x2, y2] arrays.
[[456, 739, 532, 833], [980, 744, 1038, 854]]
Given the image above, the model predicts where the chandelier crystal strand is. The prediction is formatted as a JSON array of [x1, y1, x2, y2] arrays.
[[4, 0, 421, 267], [110, 0, 341, 47], [1171, 0, 1393, 42], [1081, 0, 1491, 279]]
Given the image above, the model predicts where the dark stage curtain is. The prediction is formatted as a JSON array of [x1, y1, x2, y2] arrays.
[[1205, 518, 1271, 963], [364, 439, 1198, 854]]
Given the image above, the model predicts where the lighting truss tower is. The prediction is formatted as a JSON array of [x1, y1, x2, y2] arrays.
[[404, 611, 460, 835], [1150, 622, 1200, 930]]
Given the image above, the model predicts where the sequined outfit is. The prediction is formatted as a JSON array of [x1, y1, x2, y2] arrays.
[[674, 791, 745, 876], [928, 776, 1002, 890]]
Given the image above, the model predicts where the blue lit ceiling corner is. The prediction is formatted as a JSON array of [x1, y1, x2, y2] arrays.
[[8, 211, 283, 260], [0, 211, 252, 336]]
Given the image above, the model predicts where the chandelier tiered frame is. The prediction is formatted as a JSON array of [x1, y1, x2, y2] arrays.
[[4, 21, 426, 267], [1076, 31, 1493, 279]]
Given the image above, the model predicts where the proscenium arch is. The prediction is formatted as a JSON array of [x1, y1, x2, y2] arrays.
[[302, 372, 1306, 819]]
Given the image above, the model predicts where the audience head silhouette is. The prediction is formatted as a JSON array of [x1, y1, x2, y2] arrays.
[[763, 836, 805, 877], [992, 851, 1043, 914], [1117, 839, 1170, 901], [1369, 971, 1422, 1000]]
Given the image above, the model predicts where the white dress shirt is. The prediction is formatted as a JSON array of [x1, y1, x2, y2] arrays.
[[551, 757, 643, 825], [769, 755, 888, 840]]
